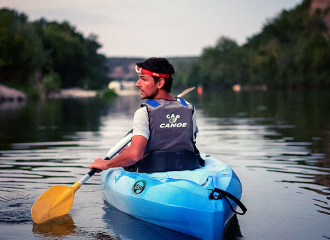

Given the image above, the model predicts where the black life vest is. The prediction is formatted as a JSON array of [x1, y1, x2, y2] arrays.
[[136, 98, 201, 173]]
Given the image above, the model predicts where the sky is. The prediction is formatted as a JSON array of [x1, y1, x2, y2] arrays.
[[1, 0, 303, 58]]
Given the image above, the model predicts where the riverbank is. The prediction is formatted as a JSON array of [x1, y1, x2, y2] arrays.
[[108, 80, 140, 96], [0, 85, 99, 102], [49, 88, 98, 98], [0, 84, 27, 102]]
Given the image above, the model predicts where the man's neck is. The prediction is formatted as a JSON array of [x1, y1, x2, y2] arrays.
[[153, 90, 176, 101]]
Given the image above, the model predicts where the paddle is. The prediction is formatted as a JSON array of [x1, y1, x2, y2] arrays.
[[176, 87, 195, 97], [31, 87, 195, 224], [31, 132, 133, 224]]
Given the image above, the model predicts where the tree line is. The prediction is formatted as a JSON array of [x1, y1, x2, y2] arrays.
[[173, 0, 330, 89], [2, 0, 330, 97], [0, 8, 110, 98]]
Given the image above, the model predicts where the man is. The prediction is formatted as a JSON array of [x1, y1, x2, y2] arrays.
[[90, 57, 201, 173]]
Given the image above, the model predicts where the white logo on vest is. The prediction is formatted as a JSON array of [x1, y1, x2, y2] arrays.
[[160, 114, 187, 128], [167, 114, 180, 123]]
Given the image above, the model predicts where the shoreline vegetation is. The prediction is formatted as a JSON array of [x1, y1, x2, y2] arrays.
[[1, 0, 330, 104], [0, 84, 118, 103], [0, 84, 27, 102], [182, 0, 330, 90], [0, 8, 111, 101]]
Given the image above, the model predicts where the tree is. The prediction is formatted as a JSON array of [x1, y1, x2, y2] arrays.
[[81, 34, 110, 90], [0, 8, 44, 86], [188, 0, 330, 89], [41, 21, 87, 88], [190, 36, 246, 88], [0, 8, 111, 95]]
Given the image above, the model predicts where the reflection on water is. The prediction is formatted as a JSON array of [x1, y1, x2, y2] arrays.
[[32, 214, 120, 239], [0, 90, 329, 239], [193, 89, 330, 239], [102, 201, 199, 240], [32, 215, 77, 237]]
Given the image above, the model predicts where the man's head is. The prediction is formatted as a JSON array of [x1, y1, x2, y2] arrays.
[[136, 58, 175, 93]]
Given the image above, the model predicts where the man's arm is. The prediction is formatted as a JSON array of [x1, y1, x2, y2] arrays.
[[90, 135, 147, 171]]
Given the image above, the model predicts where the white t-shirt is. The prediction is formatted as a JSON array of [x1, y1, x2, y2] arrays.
[[133, 99, 198, 141]]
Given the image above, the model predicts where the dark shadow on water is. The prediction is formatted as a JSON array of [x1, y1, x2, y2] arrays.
[[223, 214, 244, 240], [102, 200, 199, 240], [102, 200, 244, 240]]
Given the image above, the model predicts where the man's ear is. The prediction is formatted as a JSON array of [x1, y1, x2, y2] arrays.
[[157, 78, 165, 89]]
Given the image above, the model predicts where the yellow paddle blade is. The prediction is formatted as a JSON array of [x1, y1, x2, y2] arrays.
[[31, 182, 81, 224]]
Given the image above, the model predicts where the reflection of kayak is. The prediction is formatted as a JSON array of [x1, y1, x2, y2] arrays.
[[101, 152, 246, 240]]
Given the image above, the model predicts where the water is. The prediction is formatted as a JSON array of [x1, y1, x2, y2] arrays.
[[0, 89, 329, 240]]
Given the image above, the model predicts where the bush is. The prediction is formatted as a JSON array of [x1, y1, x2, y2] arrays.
[[42, 71, 61, 97], [99, 89, 117, 99]]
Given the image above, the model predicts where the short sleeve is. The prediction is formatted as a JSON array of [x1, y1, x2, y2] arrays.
[[133, 106, 150, 140]]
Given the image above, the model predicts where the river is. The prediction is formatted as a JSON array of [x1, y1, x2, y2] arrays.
[[0, 89, 329, 240]]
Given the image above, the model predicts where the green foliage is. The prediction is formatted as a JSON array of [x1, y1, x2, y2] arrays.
[[186, 37, 250, 88], [42, 71, 61, 97], [179, 0, 330, 89], [100, 88, 117, 99], [168, 57, 199, 87], [0, 8, 110, 96], [41, 21, 87, 88], [83, 34, 110, 90], [0, 9, 44, 85]]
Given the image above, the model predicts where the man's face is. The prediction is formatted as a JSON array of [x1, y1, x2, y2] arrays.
[[135, 73, 158, 99]]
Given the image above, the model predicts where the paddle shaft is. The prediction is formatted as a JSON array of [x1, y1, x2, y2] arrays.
[[79, 132, 134, 185]]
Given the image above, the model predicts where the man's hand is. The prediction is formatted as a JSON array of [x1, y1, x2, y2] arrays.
[[89, 135, 148, 172], [90, 158, 109, 173]]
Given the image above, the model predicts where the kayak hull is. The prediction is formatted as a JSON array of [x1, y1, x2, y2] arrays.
[[101, 153, 242, 239]]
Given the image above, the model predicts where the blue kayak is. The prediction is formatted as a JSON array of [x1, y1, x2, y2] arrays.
[[101, 152, 245, 240]]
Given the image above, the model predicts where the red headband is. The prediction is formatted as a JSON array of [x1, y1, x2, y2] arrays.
[[135, 66, 171, 78]]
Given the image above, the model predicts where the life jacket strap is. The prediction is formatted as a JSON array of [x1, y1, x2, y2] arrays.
[[143, 98, 188, 108]]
